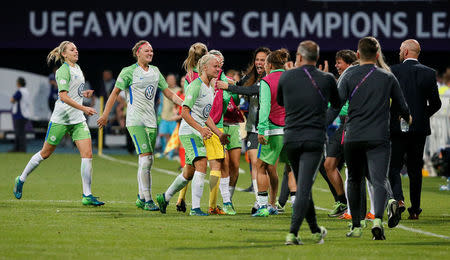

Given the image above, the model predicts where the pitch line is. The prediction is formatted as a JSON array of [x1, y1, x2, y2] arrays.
[[99, 154, 450, 240]]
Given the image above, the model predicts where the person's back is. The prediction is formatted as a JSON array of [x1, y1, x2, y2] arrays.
[[390, 61, 441, 136], [279, 65, 339, 143], [339, 64, 405, 142]]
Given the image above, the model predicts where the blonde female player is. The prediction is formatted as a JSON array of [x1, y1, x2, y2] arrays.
[[175, 42, 208, 212], [13, 41, 104, 206], [156, 54, 229, 216], [97, 40, 183, 211], [206, 50, 238, 215]]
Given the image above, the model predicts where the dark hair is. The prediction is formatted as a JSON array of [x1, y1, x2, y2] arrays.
[[336, 50, 357, 65], [17, 77, 26, 87], [266, 48, 290, 69], [243, 47, 271, 86], [358, 37, 379, 60]]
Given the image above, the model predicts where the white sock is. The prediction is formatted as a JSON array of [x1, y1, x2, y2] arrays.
[[229, 186, 235, 200], [290, 195, 296, 205], [165, 173, 188, 201], [137, 171, 145, 200], [191, 171, 206, 209], [220, 176, 231, 203], [139, 156, 151, 202], [252, 179, 258, 199], [20, 152, 44, 182], [81, 158, 92, 196], [257, 194, 268, 207]]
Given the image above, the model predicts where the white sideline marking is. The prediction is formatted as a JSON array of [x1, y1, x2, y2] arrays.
[[396, 224, 450, 240], [99, 154, 450, 240]]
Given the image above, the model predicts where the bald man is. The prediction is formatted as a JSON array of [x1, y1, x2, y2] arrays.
[[388, 39, 441, 220]]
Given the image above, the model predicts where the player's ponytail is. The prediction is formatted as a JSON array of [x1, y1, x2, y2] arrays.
[[183, 42, 208, 77], [47, 41, 72, 65]]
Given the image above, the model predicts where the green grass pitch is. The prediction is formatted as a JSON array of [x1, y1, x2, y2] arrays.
[[1, 153, 449, 259]]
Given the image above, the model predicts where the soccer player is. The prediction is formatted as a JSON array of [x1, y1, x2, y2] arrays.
[[97, 40, 183, 211], [175, 42, 208, 212], [156, 54, 229, 216], [206, 50, 238, 215], [13, 41, 104, 206], [216, 47, 271, 214], [252, 49, 289, 217], [324, 50, 356, 218]]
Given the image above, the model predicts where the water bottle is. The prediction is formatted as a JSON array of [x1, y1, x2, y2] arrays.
[[400, 118, 409, 132]]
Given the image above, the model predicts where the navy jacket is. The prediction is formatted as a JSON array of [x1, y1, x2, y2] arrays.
[[390, 59, 441, 136]]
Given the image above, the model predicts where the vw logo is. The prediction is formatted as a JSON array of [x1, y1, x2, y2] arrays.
[[202, 104, 212, 118], [145, 85, 155, 100], [78, 83, 85, 97]]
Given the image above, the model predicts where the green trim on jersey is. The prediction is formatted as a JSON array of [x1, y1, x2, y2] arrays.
[[182, 78, 202, 109], [55, 63, 71, 92], [115, 63, 168, 128]]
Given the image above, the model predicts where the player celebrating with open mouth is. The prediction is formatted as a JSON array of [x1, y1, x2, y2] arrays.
[[97, 40, 183, 211]]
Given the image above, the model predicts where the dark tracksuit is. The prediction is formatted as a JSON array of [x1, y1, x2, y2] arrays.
[[277, 65, 340, 236], [334, 64, 410, 228]]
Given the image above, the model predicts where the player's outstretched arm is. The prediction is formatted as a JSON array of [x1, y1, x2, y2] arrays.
[[97, 87, 120, 128], [59, 91, 96, 116]]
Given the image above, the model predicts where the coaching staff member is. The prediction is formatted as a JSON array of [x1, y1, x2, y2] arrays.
[[280, 40, 340, 245], [335, 37, 410, 240], [388, 39, 441, 220]]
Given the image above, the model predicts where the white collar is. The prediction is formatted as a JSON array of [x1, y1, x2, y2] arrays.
[[403, 58, 418, 63]]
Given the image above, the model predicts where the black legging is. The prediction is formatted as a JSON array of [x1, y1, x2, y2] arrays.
[[279, 157, 339, 207], [287, 141, 323, 236], [345, 141, 390, 228]]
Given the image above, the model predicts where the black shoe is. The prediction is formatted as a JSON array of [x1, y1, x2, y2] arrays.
[[407, 207, 422, 220], [242, 184, 254, 193], [176, 199, 186, 213], [388, 200, 401, 228]]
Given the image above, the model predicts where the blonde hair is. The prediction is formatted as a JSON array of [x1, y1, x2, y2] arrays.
[[376, 49, 391, 72], [47, 41, 73, 65], [132, 40, 150, 60], [197, 54, 218, 77], [208, 49, 224, 63], [183, 42, 208, 76]]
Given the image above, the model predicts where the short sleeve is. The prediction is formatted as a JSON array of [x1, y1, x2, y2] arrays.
[[182, 80, 201, 109], [157, 71, 168, 91], [115, 66, 134, 91], [55, 64, 70, 92]]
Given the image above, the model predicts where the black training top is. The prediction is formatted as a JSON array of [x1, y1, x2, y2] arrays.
[[277, 65, 340, 144], [334, 64, 410, 142]]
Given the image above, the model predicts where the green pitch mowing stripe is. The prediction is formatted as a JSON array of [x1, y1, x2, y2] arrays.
[[1, 153, 449, 259]]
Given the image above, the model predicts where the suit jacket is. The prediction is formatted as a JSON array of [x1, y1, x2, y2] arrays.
[[390, 59, 441, 136]]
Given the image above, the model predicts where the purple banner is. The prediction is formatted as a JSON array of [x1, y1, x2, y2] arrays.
[[1, 1, 449, 51]]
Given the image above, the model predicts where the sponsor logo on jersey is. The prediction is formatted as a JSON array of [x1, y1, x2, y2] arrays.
[[78, 83, 85, 97], [202, 104, 212, 118], [145, 85, 155, 100]]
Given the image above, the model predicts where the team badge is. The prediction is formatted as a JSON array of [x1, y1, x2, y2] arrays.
[[202, 104, 212, 118], [145, 85, 155, 100], [78, 83, 85, 97]]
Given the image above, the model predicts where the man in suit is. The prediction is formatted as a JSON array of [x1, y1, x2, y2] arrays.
[[389, 39, 442, 220]]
